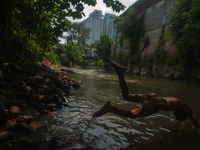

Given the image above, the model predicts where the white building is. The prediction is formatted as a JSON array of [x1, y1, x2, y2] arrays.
[[82, 10, 103, 45]]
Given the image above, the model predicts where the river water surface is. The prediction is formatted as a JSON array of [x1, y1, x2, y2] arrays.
[[33, 68, 200, 150]]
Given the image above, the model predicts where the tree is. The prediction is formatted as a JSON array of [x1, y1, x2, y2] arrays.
[[0, 0, 125, 60], [54, 43, 83, 66], [95, 34, 114, 65], [65, 22, 91, 46]]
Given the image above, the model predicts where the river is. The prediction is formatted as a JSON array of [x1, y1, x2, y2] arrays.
[[32, 68, 200, 150]]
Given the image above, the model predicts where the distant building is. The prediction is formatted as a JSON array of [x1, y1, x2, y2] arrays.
[[82, 10, 103, 45], [103, 13, 117, 41]]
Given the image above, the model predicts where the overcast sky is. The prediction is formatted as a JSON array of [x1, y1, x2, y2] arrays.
[[60, 0, 137, 43], [68, 0, 137, 22]]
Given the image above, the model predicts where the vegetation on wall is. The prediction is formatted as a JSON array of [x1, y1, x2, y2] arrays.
[[169, 0, 200, 63], [114, 7, 145, 64]]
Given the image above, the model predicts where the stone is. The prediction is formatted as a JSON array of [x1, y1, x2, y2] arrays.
[[12, 81, 26, 89], [12, 122, 34, 132], [17, 85, 32, 93], [0, 80, 12, 89], [0, 131, 16, 145], [33, 75, 45, 84], [15, 115, 34, 124], [0, 108, 8, 127], [0, 138, 39, 150], [35, 88, 45, 95], [8, 106, 21, 119], [49, 137, 71, 150]]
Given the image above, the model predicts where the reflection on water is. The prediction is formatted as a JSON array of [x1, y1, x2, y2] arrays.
[[32, 68, 200, 149]]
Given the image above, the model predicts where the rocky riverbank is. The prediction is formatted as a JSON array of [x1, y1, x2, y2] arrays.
[[0, 58, 82, 150]]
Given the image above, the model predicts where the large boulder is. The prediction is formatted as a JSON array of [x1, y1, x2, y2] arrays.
[[0, 131, 15, 145], [8, 106, 21, 119]]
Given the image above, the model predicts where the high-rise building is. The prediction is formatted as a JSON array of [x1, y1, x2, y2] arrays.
[[82, 10, 103, 45], [103, 13, 117, 41]]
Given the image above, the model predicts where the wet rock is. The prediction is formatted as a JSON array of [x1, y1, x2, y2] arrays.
[[0, 94, 5, 101], [49, 137, 71, 150], [46, 103, 57, 110], [5, 119, 17, 131], [73, 81, 82, 89], [0, 138, 39, 150], [0, 80, 12, 89], [17, 85, 32, 93], [39, 109, 48, 115], [0, 131, 15, 144], [5, 92, 16, 99], [52, 78, 67, 89], [35, 103, 45, 110], [12, 81, 25, 89], [35, 88, 45, 95], [33, 75, 45, 84], [51, 95, 63, 108], [69, 81, 74, 86], [8, 106, 21, 119], [0, 107, 8, 127], [15, 115, 34, 124], [12, 122, 34, 133], [14, 92, 30, 99], [17, 138, 40, 150]]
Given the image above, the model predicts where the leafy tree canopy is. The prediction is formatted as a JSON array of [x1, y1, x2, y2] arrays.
[[0, 0, 125, 60], [65, 22, 91, 46], [95, 34, 114, 64]]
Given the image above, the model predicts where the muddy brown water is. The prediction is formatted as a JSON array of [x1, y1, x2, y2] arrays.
[[29, 68, 200, 149]]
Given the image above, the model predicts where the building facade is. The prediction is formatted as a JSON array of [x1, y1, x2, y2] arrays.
[[82, 10, 103, 45], [103, 13, 117, 41]]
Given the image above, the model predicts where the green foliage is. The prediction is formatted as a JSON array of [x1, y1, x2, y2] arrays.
[[116, 49, 129, 67], [169, 0, 200, 61], [65, 22, 91, 46], [48, 53, 61, 66], [52, 43, 83, 66], [115, 7, 145, 63], [0, 0, 125, 60], [95, 34, 114, 64], [141, 56, 153, 70]]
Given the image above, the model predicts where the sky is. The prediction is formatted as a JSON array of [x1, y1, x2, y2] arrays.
[[60, 0, 137, 43], [68, 0, 137, 22]]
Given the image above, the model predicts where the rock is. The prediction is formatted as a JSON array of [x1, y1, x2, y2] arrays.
[[12, 122, 34, 132], [8, 106, 21, 119], [17, 138, 40, 150], [15, 115, 34, 124], [46, 103, 57, 110], [12, 81, 26, 89], [0, 107, 8, 127], [33, 75, 45, 84], [52, 78, 67, 89], [5, 119, 17, 131], [73, 81, 82, 88], [5, 92, 16, 99], [35, 103, 45, 110], [0, 131, 15, 144], [0, 138, 39, 150], [0, 80, 12, 89], [17, 85, 32, 93], [49, 137, 71, 150], [35, 88, 45, 95], [0, 94, 5, 101], [39, 109, 48, 115]]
